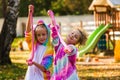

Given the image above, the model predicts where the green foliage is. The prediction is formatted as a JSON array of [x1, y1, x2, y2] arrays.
[[0, 0, 93, 17], [19, 0, 52, 16], [18, 0, 93, 17], [0, 0, 92, 17]]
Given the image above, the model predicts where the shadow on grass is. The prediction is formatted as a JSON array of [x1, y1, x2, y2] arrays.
[[0, 63, 27, 80]]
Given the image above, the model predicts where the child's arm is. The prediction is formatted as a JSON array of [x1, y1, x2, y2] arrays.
[[26, 5, 34, 33], [25, 5, 34, 65], [50, 24, 59, 38], [48, 10, 62, 45], [64, 45, 77, 55], [25, 5, 34, 50], [32, 62, 47, 72], [30, 56, 53, 72], [50, 24, 62, 52], [64, 46, 74, 54]]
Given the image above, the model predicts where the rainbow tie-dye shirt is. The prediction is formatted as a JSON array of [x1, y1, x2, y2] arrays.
[[25, 22, 54, 80]]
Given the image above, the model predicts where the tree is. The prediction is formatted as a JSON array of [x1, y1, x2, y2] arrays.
[[2, 0, 7, 18], [50, 0, 93, 15], [0, 0, 20, 65]]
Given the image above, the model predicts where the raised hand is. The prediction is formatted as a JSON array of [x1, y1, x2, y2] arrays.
[[47, 10, 56, 28], [47, 10, 69, 49], [29, 4, 34, 14], [26, 59, 33, 66]]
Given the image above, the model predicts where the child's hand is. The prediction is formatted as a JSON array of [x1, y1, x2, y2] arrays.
[[26, 59, 33, 66], [64, 46, 73, 54], [50, 23, 54, 29], [28, 5, 34, 14]]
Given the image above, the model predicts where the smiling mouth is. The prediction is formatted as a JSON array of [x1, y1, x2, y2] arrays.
[[39, 39, 45, 42], [41, 40, 45, 42]]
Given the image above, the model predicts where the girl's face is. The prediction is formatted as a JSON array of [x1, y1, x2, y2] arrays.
[[66, 29, 81, 45], [35, 25, 48, 44]]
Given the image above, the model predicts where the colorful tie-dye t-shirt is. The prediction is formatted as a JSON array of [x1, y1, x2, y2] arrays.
[[25, 21, 53, 80], [51, 26, 79, 80]]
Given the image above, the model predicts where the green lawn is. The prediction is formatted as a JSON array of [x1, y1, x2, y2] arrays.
[[0, 51, 29, 80], [0, 63, 27, 79]]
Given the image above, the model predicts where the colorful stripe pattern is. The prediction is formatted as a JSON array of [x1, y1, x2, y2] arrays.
[[51, 26, 79, 80], [25, 20, 54, 80]]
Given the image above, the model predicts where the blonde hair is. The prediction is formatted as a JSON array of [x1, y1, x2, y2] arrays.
[[74, 27, 88, 48]]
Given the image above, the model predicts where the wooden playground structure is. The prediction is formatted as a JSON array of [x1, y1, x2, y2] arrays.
[[89, 0, 120, 54]]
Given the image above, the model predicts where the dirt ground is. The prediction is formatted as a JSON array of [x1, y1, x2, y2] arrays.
[[76, 54, 120, 80]]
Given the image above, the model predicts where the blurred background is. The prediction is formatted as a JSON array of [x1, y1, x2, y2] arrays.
[[0, 0, 93, 36]]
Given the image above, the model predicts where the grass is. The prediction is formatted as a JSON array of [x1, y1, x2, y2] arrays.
[[0, 50, 29, 80], [0, 37, 120, 80], [11, 37, 25, 48], [0, 63, 27, 80]]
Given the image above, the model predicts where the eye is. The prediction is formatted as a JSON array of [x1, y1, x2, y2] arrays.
[[71, 32, 74, 34], [37, 34, 40, 36]]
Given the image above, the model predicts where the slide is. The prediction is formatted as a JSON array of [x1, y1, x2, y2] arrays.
[[78, 23, 111, 57]]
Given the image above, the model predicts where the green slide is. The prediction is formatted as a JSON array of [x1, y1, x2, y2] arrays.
[[78, 23, 111, 57]]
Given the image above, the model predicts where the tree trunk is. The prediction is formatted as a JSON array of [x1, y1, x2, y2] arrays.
[[0, 0, 20, 65], [2, 0, 7, 18]]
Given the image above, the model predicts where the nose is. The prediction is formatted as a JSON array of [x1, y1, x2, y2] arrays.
[[71, 35, 74, 38], [40, 35, 44, 38], [71, 33, 74, 38]]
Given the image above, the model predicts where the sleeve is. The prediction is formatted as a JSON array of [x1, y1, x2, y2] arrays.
[[50, 24, 62, 52], [67, 45, 77, 65], [51, 27, 58, 39], [41, 56, 53, 70], [24, 31, 32, 50], [66, 45, 77, 56]]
